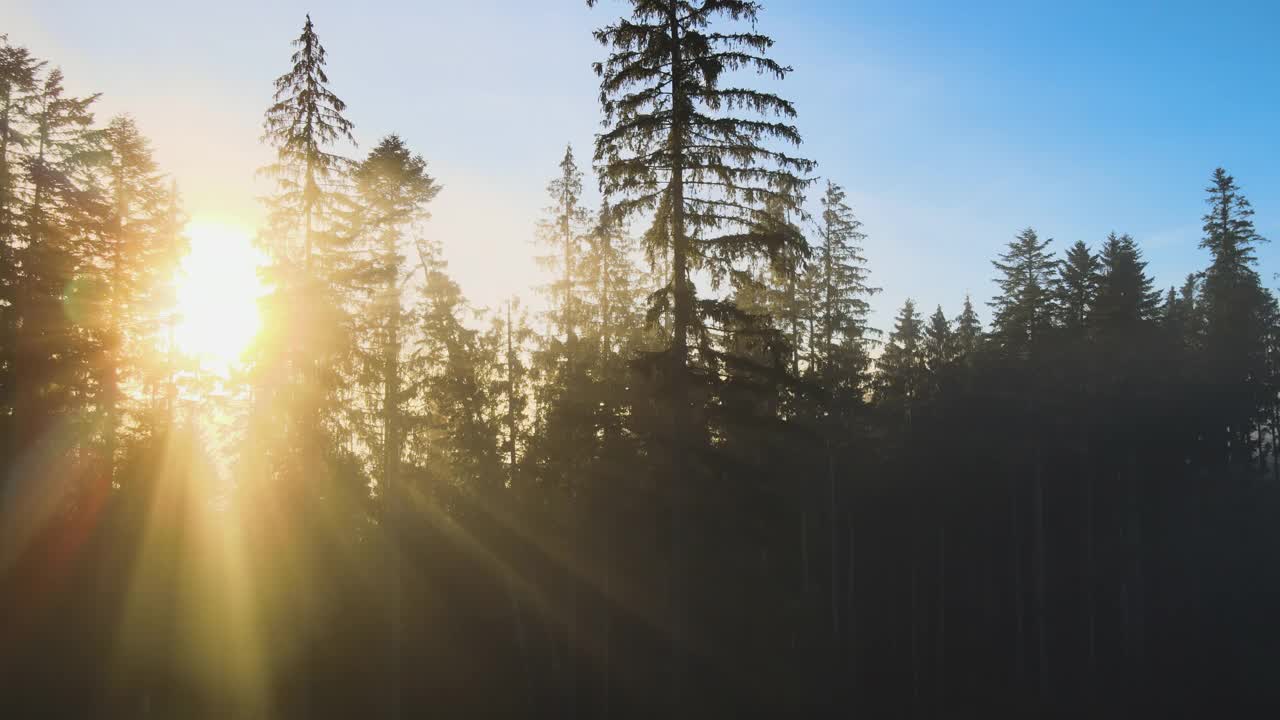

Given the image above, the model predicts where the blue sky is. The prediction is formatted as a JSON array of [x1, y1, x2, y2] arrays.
[[4, 0, 1278, 331]]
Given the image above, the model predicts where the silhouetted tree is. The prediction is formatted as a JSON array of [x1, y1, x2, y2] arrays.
[[953, 294, 983, 359], [989, 228, 1056, 360], [876, 298, 925, 426], [1056, 240, 1100, 336], [1197, 168, 1273, 460], [805, 180, 877, 397]]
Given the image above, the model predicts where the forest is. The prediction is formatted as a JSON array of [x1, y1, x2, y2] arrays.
[[3, 2, 1280, 718]]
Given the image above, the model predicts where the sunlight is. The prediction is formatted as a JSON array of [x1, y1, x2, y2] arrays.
[[174, 219, 264, 373]]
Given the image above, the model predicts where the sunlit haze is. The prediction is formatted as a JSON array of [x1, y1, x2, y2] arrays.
[[173, 219, 264, 373]]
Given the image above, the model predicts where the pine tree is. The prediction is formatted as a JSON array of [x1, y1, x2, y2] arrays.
[[261, 14, 355, 274], [1092, 232, 1159, 334], [1197, 168, 1273, 458], [0, 37, 44, 455], [588, 5, 814, 701], [1162, 273, 1202, 352], [1056, 240, 1099, 336], [876, 298, 925, 423], [0, 35, 43, 262], [924, 305, 954, 374], [536, 144, 591, 346], [349, 134, 441, 503], [589, 0, 815, 436], [495, 297, 534, 486], [752, 195, 806, 376], [585, 200, 642, 365], [407, 237, 501, 492], [349, 136, 440, 712], [91, 115, 176, 480], [252, 12, 357, 491], [529, 145, 604, 534], [953, 294, 982, 359], [989, 228, 1057, 360], [9, 67, 100, 456], [805, 180, 877, 395]]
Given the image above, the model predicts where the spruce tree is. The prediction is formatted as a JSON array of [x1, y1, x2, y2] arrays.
[[9, 67, 99, 456], [261, 14, 355, 273], [91, 115, 175, 480], [0, 37, 44, 455], [495, 296, 534, 486], [953, 294, 983, 359], [536, 144, 591, 346], [350, 136, 440, 712], [349, 134, 440, 502], [588, 0, 815, 435], [407, 237, 501, 490], [876, 298, 925, 423], [805, 180, 876, 394], [252, 13, 357, 492], [989, 228, 1057, 360], [924, 305, 954, 374], [1056, 240, 1099, 336], [1092, 232, 1159, 334], [0, 36, 43, 262], [588, 4, 813, 700], [1197, 168, 1273, 458], [585, 200, 642, 365], [1163, 273, 1202, 352]]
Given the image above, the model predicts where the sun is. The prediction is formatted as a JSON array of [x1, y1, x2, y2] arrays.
[[173, 219, 265, 373]]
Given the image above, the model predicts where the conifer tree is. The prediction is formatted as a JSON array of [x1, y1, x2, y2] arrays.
[[924, 305, 954, 374], [536, 144, 591, 346], [588, 5, 814, 700], [805, 180, 876, 394], [91, 115, 176, 479], [989, 228, 1057, 360], [495, 297, 534, 485], [1056, 240, 1099, 336], [753, 195, 806, 376], [529, 145, 604, 526], [261, 14, 355, 274], [1162, 273, 1203, 352], [0, 35, 43, 260], [953, 294, 983, 359], [407, 237, 501, 491], [1092, 232, 1159, 335], [588, 0, 815, 436], [252, 13, 356, 491], [1197, 168, 1273, 458], [9, 67, 99, 456], [349, 134, 440, 503], [876, 298, 925, 422], [585, 200, 642, 365], [0, 37, 44, 455]]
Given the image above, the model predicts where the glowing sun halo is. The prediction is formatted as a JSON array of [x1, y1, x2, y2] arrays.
[[174, 219, 264, 372]]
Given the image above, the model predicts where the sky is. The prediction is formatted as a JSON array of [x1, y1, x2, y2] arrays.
[[4, 0, 1279, 333]]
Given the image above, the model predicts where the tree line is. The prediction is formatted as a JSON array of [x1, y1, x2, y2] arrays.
[[4, 3, 1280, 717]]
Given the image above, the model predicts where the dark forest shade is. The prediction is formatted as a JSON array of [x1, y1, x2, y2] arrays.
[[4, 8, 1280, 719]]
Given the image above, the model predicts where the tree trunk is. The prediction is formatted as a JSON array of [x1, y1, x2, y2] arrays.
[[381, 239, 402, 719], [910, 550, 920, 718], [828, 438, 839, 638], [936, 526, 946, 714], [665, 2, 690, 710], [1011, 472, 1024, 686], [506, 300, 519, 479], [1034, 449, 1048, 701]]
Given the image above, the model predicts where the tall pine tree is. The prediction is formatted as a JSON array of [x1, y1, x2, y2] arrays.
[[989, 228, 1056, 360]]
